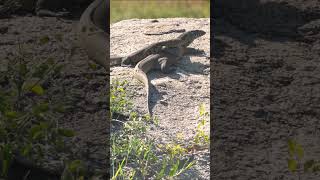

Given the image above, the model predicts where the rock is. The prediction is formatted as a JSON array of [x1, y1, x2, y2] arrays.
[[0, 26, 8, 34], [212, 1, 320, 179], [111, 18, 210, 178]]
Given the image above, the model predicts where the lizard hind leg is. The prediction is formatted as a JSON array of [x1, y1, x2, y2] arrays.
[[159, 57, 174, 73]]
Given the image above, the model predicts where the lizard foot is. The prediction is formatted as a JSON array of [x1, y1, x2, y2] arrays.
[[120, 57, 133, 67]]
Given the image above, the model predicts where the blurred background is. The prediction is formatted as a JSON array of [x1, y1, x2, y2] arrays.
[[110, 0, 210, 23]]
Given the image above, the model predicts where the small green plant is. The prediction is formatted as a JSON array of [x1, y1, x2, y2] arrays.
[[61, 160, 86, 180], [177, 103, 210, 153], [287, 139, 320, 177], [0, 143, 13, 177], [155, 143, 195, 179], [193, 104, 210, 146], [110, 79, 133, 116], [0, 37, 76, 178], [287, 139, 304, 173]]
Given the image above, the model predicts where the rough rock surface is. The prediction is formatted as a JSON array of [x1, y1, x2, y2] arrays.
[[111, 18, 210, 179], [212, 0, 320, 179]]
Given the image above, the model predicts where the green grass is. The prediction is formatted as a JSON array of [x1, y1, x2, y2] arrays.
[[110, 79, 209, 179], [110, 0, 210, 23]]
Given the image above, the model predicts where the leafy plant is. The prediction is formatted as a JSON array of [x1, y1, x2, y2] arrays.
[[0, 38, 75, 178]]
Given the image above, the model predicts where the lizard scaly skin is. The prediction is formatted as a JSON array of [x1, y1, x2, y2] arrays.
[[134, 30, 206, 116]]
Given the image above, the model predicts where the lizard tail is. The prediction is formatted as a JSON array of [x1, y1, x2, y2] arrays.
[[134, 68, 152, 116], [78, 0, 108, 70]]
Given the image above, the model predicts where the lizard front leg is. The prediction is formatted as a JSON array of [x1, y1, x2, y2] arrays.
[[159, 56, 178, 73], [158, 47, 182, 73]]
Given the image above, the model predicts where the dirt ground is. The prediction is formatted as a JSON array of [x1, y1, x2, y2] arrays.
[[0, 15, 108, 178], [110, 18, 210, 179], [212, 0, 320, 179]]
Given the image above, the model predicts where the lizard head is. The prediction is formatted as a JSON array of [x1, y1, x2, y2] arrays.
[[178, 30, 206, 46]]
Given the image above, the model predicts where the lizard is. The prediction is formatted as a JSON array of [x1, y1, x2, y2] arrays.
[[134, 30, 206, 115], [77, 0, 154, 70], [113, 29, 209, 68], [77, 0, 203, 71]]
